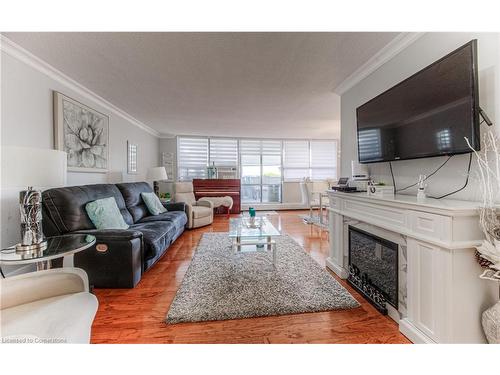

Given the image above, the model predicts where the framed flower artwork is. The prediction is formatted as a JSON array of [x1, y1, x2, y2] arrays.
[[53, 91, 109, 173]]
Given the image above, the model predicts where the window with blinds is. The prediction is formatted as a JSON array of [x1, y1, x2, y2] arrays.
[[283, 140, 337, 181], [240, 140, 282, 203], [177, 137, 338, 184], [209, 138, 238, 166], [177, 137, 208, 181], [283, 140, 310, 180], [310, 140, 337, 180]]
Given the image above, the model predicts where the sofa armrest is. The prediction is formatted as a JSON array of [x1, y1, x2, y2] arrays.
[[195, 200, 214, 209], [0, 268, 89, 310], [163, 202, 186, 212], [73, 229, 143, 241], [70, 229, 144, 288]]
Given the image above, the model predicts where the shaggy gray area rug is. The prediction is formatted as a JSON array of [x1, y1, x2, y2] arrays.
[[166, 233, 359, 324]]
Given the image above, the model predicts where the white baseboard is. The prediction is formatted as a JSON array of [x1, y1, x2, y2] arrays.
[[399, 318, 436, 344], [325, 257, 348, 279], [241, 203, 308, 211]]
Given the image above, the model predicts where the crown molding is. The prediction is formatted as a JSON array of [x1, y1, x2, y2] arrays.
[[159, 133, 177, 139], [333, 32, 426, 95], [0, 35, 161, 138]]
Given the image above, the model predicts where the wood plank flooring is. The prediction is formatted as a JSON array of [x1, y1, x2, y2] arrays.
[[91, 211, 410, 344]]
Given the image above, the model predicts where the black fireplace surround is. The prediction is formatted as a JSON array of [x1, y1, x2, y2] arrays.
[[348, 226, 398, 314]]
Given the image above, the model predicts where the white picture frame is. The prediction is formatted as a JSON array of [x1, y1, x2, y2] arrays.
[[53, 91, 109, 173], [127, 141, 138, 174]]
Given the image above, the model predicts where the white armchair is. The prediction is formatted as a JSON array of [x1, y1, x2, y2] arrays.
[[0, 268, 98, 343], [174, 182, 214, 228]]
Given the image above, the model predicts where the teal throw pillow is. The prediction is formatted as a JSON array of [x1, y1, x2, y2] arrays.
[[141, 192, 167, 216], [85, 197, 129, 230]]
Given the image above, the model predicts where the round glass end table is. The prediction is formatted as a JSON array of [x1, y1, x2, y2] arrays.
[[0, 234, 96, 272]]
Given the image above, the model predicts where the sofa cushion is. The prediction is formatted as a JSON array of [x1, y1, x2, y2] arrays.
[[192, 205, 212, 219], [116, 182, 154, 223], [138, 211, 188, 231], [1, 292, 98, 344], [141, 192, 167, 215], [130, 221, 177, 260], [42, 184, 133, 234]]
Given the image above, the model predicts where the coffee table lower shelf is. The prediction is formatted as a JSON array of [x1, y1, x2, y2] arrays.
[[232, 236, 277, 267]]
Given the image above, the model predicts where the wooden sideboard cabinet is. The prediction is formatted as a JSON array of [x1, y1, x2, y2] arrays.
[[192, 179, 241, 214]]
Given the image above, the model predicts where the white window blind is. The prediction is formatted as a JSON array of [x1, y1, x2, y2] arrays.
[[283, 140, 338, 180], [176, 137, 338, 183], [209, 138, 238, 166], [262, 140, 282, 165], [177, 137, 208, 181], [311, 140, 337, 180], [283, 140, 310, 180], [240, 140, 261, 165]]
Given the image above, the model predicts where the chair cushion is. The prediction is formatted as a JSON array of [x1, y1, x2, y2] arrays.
[[85, 197, 129, 230], [1, 292, 98, 344], [141, 192, 167, 215], [174, 182, 194, 194], [130, 221, 177, 260], [192, 205, 212, 219], [138, 211, 188, 231]]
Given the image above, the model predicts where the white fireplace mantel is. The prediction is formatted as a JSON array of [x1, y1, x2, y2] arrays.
[[326, 190, 498, 344]]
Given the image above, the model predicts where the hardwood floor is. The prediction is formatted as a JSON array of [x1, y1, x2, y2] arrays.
[[91, 211, 410, 344]]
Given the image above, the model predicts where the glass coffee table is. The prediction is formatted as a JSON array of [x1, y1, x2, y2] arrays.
[[229, 217, 281, 266]]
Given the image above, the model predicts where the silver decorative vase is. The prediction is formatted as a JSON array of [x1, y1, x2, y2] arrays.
[[482, 300, 500, 344], [16, 187, 47, 252]]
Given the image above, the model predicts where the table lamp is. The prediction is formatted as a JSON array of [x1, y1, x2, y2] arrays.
[[2, 147, 67, 252], [147, 166, 168, 196]]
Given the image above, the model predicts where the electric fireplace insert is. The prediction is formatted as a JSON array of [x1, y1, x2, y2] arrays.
[[348, 226, 398, 314]]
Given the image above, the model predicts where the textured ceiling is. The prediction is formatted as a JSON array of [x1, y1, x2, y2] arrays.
[[4, 32, 399, 138]]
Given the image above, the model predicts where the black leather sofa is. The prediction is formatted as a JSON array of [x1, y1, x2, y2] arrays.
[[42, 182, 187, 288]]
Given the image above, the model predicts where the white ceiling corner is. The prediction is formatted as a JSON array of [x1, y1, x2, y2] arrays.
[[333, 32, 425, 95], [0, 34, 161, 138]]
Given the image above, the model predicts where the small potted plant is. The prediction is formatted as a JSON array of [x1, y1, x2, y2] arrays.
[[159, 192, 171, 203]]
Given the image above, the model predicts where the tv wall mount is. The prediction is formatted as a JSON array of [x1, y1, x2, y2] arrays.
[[480, 107, 493, 126]]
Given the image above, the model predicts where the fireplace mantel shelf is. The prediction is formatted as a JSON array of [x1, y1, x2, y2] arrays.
[[326, 190, 483, 216], [326, 190, 497, 344]]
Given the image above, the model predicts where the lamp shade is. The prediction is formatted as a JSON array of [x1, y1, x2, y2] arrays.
[[1, 146, 67, 189], [147, 166, 168, 181]]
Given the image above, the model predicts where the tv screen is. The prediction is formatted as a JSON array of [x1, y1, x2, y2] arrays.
[[356, 40, 480, 164]]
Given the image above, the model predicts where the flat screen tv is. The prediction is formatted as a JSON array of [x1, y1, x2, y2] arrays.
[[356, 40, 480, 164]]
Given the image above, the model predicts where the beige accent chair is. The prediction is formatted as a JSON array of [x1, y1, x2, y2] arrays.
[[174, 182, 214, 228], [0, 268, 98, 343]]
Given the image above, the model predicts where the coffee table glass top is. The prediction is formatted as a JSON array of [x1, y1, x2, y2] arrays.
[[229, 217, 281, 238], [0, 234, 96, 265]]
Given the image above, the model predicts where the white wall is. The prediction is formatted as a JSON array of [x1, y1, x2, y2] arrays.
[[0, 49, 160, 253], [158, 137, 177, 197], [341, 33, 500, 201]]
